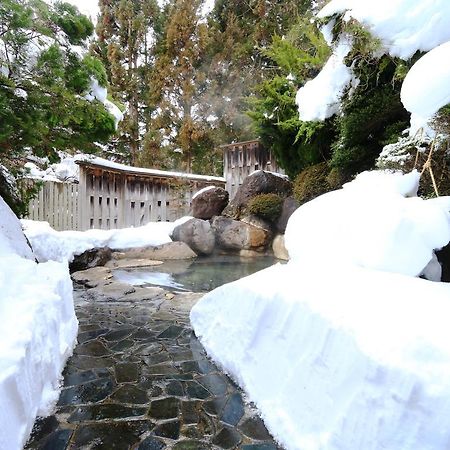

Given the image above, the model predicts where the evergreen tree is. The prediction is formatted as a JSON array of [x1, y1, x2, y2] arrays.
[[94, 0, 161, 164]]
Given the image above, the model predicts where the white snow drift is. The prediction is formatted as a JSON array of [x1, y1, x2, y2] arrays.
[[191, 171, 450, 450], [0, 197, 78, 450]]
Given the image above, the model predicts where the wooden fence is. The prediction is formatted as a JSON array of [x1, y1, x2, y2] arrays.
[[26, 160, 225, 231]]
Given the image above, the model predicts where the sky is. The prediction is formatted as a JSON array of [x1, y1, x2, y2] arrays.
[[65, 0, 216, 22]]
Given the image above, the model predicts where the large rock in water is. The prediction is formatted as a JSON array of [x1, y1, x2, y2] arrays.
[[212, 216, 271, 252], [69, 247, 112, 273], [192, 186, 229, 220], [172, 218, 215, 255], [223, 170, 292, 219], [112, 241, 197, 260]]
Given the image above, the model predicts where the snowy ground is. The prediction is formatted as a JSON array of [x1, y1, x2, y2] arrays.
[[0, 197, 78, 450], [191, 171, 450, 450]]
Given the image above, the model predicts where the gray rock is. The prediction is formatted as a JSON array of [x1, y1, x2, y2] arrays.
[[272, 234, 289, 261], [172, 218, 215, 255], [192, 187, 229, 220], [70, 247, 112, 273], [211, 216, 270, 252], [276, 196, 299, 234], [223, 170, 292, 219]]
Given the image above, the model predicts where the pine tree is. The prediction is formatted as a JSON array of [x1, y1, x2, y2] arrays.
[[94, 0, 161, 164]]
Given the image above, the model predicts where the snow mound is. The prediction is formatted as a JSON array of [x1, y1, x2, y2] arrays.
[[21, 216, 193, 263], [285, 170, 450, 277], [401, 41, 450, 135], [191, 263, 450, 450], [318, 0, 450, 60], [0, 196, 35, 260], [0, 198, 77, 450]]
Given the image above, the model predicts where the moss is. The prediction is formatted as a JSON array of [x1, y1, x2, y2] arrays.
[[293, 161, 335, 205], [247, 193, 283, 221]]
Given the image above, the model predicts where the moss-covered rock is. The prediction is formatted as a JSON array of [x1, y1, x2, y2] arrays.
[[293, 162, 336, 205], [247, 193, 283, 222]]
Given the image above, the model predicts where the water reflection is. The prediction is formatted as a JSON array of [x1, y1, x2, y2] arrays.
[[113, 255, 277, 292]]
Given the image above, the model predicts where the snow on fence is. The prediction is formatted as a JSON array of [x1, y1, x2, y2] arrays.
[[26, 159, 225, 231]]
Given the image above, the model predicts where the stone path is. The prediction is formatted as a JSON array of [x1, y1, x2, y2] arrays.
[[26, 267, 282, 450]]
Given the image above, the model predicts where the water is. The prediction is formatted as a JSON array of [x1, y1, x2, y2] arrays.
[[113, 255, 278, 292]]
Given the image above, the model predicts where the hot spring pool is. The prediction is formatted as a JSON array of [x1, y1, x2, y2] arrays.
[[113, 255, 278, 292]]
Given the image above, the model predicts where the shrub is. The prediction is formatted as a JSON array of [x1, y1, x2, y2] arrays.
[[247, 193, 283, 221], [293, 161, 335, 205]]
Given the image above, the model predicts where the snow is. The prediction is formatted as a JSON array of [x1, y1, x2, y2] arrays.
[[0, 197, 77, 450], [317, 0, 450, 60], [192, 185, 217, 200], [191, 170, 450, 450], [21, 216, 193, 263], [401, 41, 450, 135], [249, 169, 289, 180], [85, 79, 123, 128], [296, 37, 356, 121]]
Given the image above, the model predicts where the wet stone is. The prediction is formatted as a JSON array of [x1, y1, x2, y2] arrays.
[[144, 352, 171, 365], [57, 377, 114, 406], [68, 404, 147, 422], [167, 380, 184, 396], [212, 426, 242, 449], [157, 325, 184, 339], [71, 421, 153, 449], [149, 397, 180, 420], [74, 340, 111, 357], [63, 368, 109, 387], [25, 415, 58, 447], [115, 362, 140, 383], [203, 396, 227, 416], [169, 349, 195, 362], [197, 374, 228, 396], [39, 429, 73, 450], [186, 381, 211, 400], [77, 328, 109, 344], [239, 417, 272, 441], [220, 393, 244, 426], [65, 355, 116, 371], [181, 400, 200, 425], [109, 339, 135, 352], [133, 328, 156, 340], [154, 420, 181, 439], [173, 441, 211, 450], [241, 445, 278, 450], [135, 343, 163, 356], [111, 385, 148, 404], [103, 327, 134, 341], [145, 363, 180, 376], [138, 436, 167, 450]]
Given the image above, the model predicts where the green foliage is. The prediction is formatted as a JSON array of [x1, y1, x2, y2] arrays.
[[293, 162, 334, 205], [52, 2, 94, 45], [248, 17, 334, 178], [247, 193, 283, 222], [331, 55, 409, 173]]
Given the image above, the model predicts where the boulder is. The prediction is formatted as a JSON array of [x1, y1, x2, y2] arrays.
[[272, 234, 289, 261], [192, 186, 229, 220], [276, 197, 299, 234], [212, 216, 271, 252], [69, 247, 112, 273], [223, 170, 292, 219], [172, 218, 215, 255], [113, 241, 197, 260]]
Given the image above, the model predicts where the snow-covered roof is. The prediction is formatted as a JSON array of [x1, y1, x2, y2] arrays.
[[76, 156, 225, 183]]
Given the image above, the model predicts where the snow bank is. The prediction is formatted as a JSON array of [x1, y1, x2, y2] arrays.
[[0, 198, 78, 450], [191, 170, 450, 450], [318, 0, 450, 60], [191, 263, 450, 450], [21, 216, 192, 263], [401, 41, 450, 135], [296, 37, 356, 121]]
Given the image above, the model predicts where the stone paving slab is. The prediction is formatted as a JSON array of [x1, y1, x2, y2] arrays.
[[25, 273, 283, 450]]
